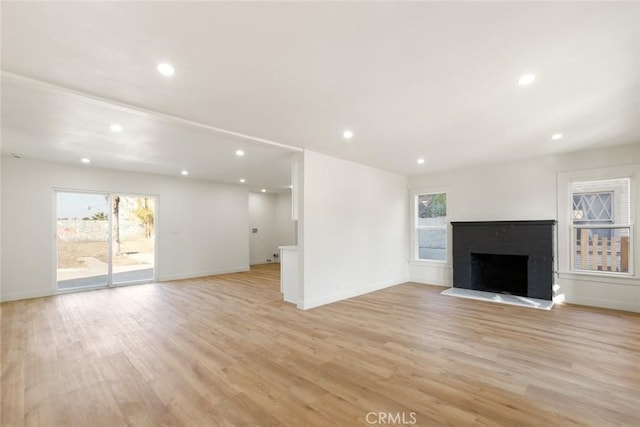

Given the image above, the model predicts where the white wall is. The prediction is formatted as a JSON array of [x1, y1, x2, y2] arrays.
[[275, 192, 296, 249], [0, 152, 2, 300], [248, 191, 295, 264], [408, 143, 640, 312], [249, 192, 277, 264], [300, 150, 408, 309], [1, 157, 250, 301]]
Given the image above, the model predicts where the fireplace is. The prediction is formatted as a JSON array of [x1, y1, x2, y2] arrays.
[[451, 220, 556, 300]]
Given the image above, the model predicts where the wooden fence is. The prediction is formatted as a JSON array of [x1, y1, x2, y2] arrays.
[[576, 229, 629, 272]]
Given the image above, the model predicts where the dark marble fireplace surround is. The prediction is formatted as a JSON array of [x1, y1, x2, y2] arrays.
[[451, 220, 556, 300]]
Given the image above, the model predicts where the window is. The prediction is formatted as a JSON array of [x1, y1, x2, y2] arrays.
[[572, 192, 613, 224], [571, 178, 631, 273], [415, 192, 447, 261]]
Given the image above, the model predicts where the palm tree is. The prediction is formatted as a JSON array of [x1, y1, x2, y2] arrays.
[[133, 198, 154, 238], [90, 212, 108, 221], [113, 196, 121, 255]]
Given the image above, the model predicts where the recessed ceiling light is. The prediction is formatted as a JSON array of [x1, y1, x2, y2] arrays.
[[518, 73, 536, 86], [110, 124, 123, 132], [181, 170, 189, 176], [81, 158, 91, 164], [417, 158, 425, 164], [261, 189, 266, 193], [236, 150, 245, 157], [157, 63, 175, 76], [343, 130, 354, 139], [240, 178, 246, 183], [551, 133, 563, 140]]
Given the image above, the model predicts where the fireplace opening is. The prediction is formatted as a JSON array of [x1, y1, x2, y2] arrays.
[[470, 253, 528, 296]]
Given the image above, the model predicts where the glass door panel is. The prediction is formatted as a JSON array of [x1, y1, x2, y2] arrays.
[[56, 192, 110, 290], [111, 195, 155, 285]]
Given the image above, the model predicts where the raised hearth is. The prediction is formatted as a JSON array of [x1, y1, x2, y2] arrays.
[[441, 288, 554, 310], [451, 220, 556, 300]]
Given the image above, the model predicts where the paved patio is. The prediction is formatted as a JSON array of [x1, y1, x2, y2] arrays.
[[57, 255, 154, 289]]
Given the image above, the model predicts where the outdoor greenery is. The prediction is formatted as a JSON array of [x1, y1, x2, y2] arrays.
[[133, 198, 154, 238], [418, 193, 446, 218], [90, 212, 108, 221]]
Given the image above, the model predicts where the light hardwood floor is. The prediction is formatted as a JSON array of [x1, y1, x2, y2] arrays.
[[2, 264, 639, 426]]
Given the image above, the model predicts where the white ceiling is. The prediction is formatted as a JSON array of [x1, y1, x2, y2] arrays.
[[1, 74, 297, 191], [1, 2, 639, 186]]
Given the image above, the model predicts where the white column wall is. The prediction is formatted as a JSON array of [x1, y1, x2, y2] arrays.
[[300, 150, 408, 309]]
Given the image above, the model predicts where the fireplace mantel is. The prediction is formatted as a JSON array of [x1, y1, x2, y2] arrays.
[[451, 220, 556, 300]]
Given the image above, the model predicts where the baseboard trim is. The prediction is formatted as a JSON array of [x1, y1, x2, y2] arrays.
[[1, 266, 252, 302], [158, 266, 250, 282], [1, 289, 56, 302], [564, 296, 640, 313], [250, 261, 278, 266], [298, 277, 407, 310], [411, 280, 449, 288]]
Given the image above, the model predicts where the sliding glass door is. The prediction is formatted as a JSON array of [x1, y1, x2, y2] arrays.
[[56, 191, 156, 290], [56, 191, 110, 290], [111, 195, 155, 285]]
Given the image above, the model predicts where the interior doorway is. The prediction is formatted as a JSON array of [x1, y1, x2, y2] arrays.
[[56, 191, 156, 290]]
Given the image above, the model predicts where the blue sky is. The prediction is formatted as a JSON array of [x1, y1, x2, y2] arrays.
[[57, 192, 108, 219]]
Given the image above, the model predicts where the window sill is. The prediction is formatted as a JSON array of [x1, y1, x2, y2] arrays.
[[409, 260, 452, 269], [557, 271, 639, 286]]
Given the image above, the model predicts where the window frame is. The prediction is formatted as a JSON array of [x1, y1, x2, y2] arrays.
[[557, 165, 637, 281], [570, 179, 631, 275], [411, 189, 450, 264], [572, 191, 614, 224]]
